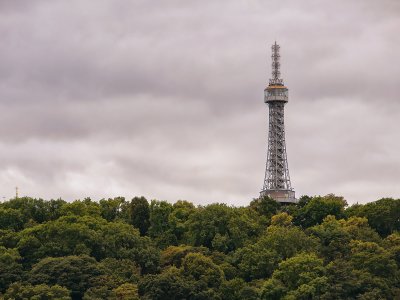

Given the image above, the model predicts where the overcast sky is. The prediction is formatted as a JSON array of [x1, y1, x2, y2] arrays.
[[0, 0, 399, 205]]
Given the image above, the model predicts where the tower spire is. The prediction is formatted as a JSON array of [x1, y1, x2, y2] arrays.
[[269, 41, 283, 85]]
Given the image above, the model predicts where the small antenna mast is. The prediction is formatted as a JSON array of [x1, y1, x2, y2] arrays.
[[269, 41, 283, 85]]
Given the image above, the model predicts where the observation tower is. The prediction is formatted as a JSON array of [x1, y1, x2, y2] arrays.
[[260, 42, 296, 203]]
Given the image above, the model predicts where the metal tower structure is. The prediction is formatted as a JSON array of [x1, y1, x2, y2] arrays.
[[260, 42, 296, 203]]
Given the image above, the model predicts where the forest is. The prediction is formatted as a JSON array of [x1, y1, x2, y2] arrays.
[[0, 194, 399, 299]]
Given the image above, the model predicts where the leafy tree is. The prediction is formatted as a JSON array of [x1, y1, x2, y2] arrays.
[[113, 283, 139, 300], [16, 215, 160, 273], [294, 194, 347, 228], [297, 195, 312, 208], [0, 247, 24, 292], [168, 200, 195, 242], [346, 198, 400, 236], [270, 212, 293, 227], [99, 197, 125, 222], [0, 208, 25, 231], [1, 197, 66, 225], [349, 240, 397, 278], [220, 278, 259, 300], [308, 215, 380, 262], [138, 266, 192, 300], [185, 204, 264, 253], [249, 195, 280, 219], [161, 245, 209, 268], [59, 199, 101, 217], [148, 200, 176, 247], [83, 286, 115, 300], [322, 257, 398, 299], [233, 244, 278, 281], [261, 253, 328, 299], [0, 229, 19, 248], [383, 232, 400, 268], [123, 197, 150, 236], [257, 225, 318, 261], [181, 252, 224, 289], [4, 282, 71, 300], [29, 255, 104, 299], [99, 258, 140, 284]]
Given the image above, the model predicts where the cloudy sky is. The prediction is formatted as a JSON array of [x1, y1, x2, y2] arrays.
[[0, 0, 399, 205]]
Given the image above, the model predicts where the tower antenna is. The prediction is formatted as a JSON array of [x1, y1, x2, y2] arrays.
[[269, 41, 283, 85]]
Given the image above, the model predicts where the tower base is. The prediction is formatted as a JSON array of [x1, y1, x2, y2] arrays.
[[260, 189, 297, 204]]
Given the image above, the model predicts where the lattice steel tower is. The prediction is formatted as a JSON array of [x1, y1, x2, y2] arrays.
[[260, 42, 296, 203]]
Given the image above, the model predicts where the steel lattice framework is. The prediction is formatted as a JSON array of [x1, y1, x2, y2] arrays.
[[260, 42, 296, 203]]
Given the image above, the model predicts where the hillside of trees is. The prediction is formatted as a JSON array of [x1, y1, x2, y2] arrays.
[[0, 194, 399, 299]]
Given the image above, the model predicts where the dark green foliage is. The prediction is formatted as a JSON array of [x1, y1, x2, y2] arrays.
[[0, 247, 24, 293], [0, 208, 25, 231], [294, 194, 347, 227], [346, 198, 400, 236], [184, 204, 265, 253], [29, 255, 103, 299], [0, 195, 398, 299], [249, 195, 280, 218], [138, 266, 192, 300], [99, 197, 126, 222], [125, 197, 150, 236], [4, 282, 71, 300], [16, 215, 160, 273], [1, 197, 66, 224]]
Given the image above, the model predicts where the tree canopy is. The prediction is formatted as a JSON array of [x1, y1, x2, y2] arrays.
[[0, 195, 399, 299]]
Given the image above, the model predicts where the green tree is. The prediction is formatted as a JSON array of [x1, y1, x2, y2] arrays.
[[1, 197, 66, 225], [249, 195, 280, 219], [124, 197, 150, 236], [138, 266, 191, 300], [220, 278, 259, 300], [308, 215, 380, 262], [99, 197, 125, 222], [16, 215, 160, 273], [0, 208, 25, 231], [322, 257, 398, 299], [261, 253, 328, 300], [28, 255, 104, 299], [181, 253, 224, 289], [59, 199, 101, 217], [185, 204, 264, 253], [0, 247, 24, 293], [346, 198, 400, 236], [99, 258, 140, 284], [4, 282, 71, 300], [161, 245, 209, 268], [168, 200, 195, 242], [383, 232, 400, 268], [294, 194, 347, 228], [113, 283, 139, 300], [349, 240, 397, 278], [0, 229, 19, 248], [148, 200, 176, 247], [257, 225, 318, 261], [270, 212, 293, 227]]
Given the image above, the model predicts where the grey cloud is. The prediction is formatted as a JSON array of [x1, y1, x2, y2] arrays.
[[0, 0, 399, 204]]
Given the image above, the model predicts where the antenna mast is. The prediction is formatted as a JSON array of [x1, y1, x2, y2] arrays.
[[269, 41, 283, 85]]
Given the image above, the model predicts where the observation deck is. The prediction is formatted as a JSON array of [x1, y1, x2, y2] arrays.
[[264, 85, 288, 103]]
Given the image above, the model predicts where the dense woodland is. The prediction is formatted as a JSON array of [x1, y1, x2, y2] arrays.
[[0, 194, 399, 300]]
